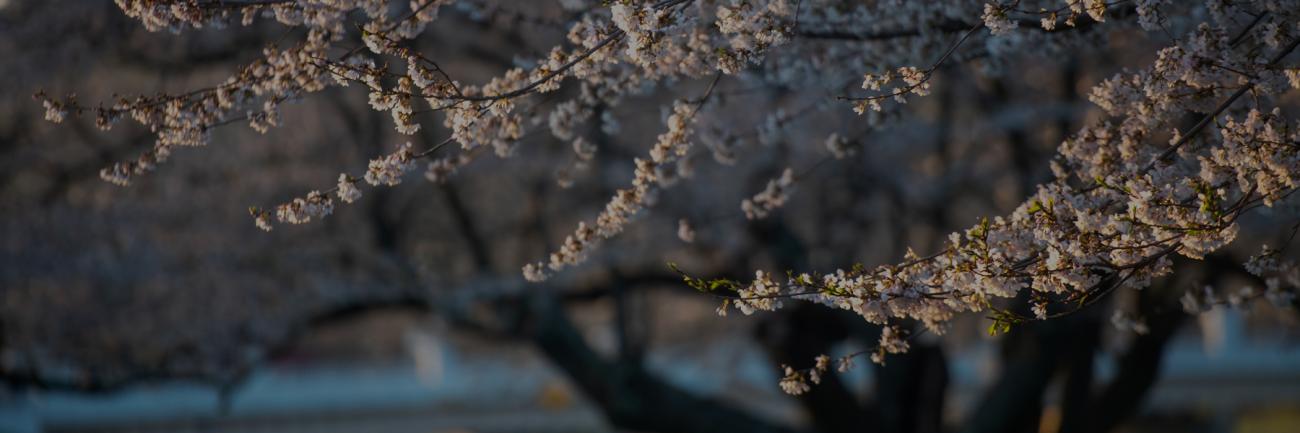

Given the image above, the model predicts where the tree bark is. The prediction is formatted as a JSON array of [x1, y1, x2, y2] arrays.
[[524, 294, 803, 433]]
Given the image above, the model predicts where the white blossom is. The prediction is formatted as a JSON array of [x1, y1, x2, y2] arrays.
[[981, 3, 1018, 36], [337, 174, 362, 204], [1110, 311, 1150, 335], [742, 168, 795, 220], [677, 218, 696, 243], [778, 365, 811, 395], [825, 132, 855, 159], [365, 142, 418, 186], [523, 262, 549, 283]]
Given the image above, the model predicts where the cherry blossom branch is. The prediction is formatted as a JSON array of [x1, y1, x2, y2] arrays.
[[837, 22, 983, 103], [1142, 34, 1300, 172]]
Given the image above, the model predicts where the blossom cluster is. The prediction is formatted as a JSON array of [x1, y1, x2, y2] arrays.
[[1182, 244, 1300, 312], [526, 98, 706, 282], [255, 142, 419, 231], [39, 26, 345, 186], [824, 132, 856, 159], [720, 1, 1300, 360], [741, 168, 795, 220], [774, 325, 909, 395], [851, 66, 931, 115]]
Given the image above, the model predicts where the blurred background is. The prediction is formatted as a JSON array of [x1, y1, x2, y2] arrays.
[[2, 1, 1299, 432]]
